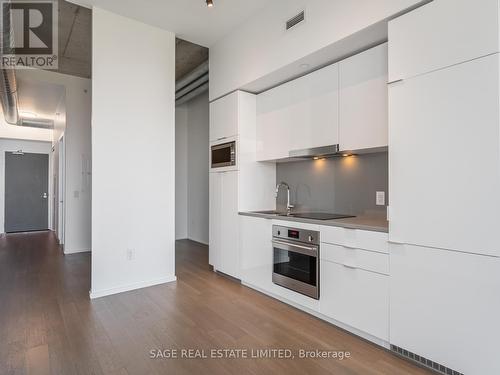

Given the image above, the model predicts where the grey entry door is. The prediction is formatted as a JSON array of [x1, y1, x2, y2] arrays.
[[5, 152, 49, 233]]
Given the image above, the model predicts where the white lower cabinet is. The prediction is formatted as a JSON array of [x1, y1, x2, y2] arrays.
[[390, 243, 500, 375], [320, 259, 389, 342], [239, 215, 273, 291], [209, 171, 240, 279], [239, 217, 390, 343]]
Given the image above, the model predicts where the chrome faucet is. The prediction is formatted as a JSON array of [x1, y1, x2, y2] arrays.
[[276, 182, 294, 215]]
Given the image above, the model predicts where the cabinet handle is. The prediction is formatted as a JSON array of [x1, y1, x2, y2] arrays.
[[343, 263, 357, 270], [217, 137, 227, 141], [388, 79, 404, 85], [342, 244, 357, 250]]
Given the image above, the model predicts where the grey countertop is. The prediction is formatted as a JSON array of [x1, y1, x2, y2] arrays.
[[239, 211, 389, 233]]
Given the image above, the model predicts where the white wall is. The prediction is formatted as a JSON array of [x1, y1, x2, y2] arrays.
[[175, 92, 210, 245], [0, 139, 53, 233], [0, 110, 53, 142], [209, 0, 425, 100], [17, 69, 92, 255], [186, 92, 209, 244], [175, 105, 188, 240], [91, 7, 176, 298]]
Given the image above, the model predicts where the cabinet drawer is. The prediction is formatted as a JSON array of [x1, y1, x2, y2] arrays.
[[320, 226, 388, 254], [321, 243, 389, 275], [320, 260, 389, 341]]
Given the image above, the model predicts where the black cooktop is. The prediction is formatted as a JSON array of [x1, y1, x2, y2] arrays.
[[288, 212, 356, 221]]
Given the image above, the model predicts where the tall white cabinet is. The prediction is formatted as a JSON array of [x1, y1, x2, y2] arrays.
[[388, 1, 500, 374], [209, 91, 275, 279], [389, 54, 500, 256]]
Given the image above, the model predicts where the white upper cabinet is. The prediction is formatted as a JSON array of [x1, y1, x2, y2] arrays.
[[339, 43, 388, 151], [256, 63, 339, 161], [389, 54, 500, 257], [388, 0, 500, 82], [210, 92, 239, 142]]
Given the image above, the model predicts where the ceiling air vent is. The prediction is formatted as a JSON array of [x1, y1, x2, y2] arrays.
[[286, 11, 305, 30]]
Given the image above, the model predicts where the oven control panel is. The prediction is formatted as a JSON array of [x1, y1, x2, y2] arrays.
[[273, 225, 319, 245]]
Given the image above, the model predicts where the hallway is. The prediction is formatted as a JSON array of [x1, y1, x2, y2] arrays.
[[0, 233, 431, 375]]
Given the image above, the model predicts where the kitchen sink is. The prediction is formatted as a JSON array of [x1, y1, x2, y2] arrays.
[[251, 210, 287, 216], [250, 211, 355, 220]]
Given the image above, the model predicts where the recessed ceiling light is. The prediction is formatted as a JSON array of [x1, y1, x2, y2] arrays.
[[206, 0, 214, 7]]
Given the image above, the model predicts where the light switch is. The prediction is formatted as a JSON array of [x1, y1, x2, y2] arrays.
[[376, 191, 385, 206]]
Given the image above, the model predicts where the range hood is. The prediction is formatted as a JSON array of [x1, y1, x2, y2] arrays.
[[289, 145, 343, 159]]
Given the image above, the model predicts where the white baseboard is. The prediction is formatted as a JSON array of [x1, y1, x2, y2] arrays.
[[64, 248, 91, 255], [89, 275, 177, 299], [188, 237, 208, 246]]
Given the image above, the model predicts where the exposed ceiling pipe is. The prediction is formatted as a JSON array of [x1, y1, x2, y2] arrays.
[[176, 82, 209, 106], [175, 61, 209, 105], [20, 118, 54, 129], [0, 69, 20, 125], [175, 72, 208, 100], [176, 61, 208, 92], [0, 0, 20, 125]]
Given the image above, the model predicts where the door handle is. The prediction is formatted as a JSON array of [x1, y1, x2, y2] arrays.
[[42, 193, 48, 199]]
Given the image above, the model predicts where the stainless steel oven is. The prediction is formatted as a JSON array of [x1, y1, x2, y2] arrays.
[[272, 225, 319, 299], [211, 141, 236, 169]]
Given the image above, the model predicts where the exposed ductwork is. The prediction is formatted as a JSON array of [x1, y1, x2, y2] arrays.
[[20, 118, 54, 129], [0, 0, 20, 125], [175, 61, 208, 105], [0, 69, 20, 125]]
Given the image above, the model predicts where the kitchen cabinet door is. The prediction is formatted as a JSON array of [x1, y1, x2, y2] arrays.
[[339, 43, 388, 151], [239, 215, 273, 291], [388, 0, 499, 82], [389, 54, 500, 257], [210, 92, 239, 142], [256, 63, 339, 161], [390, 243, 500, 375], [209, 172, 222, 268], [219, 171, 240, 278], [320, 260, 389, 341]]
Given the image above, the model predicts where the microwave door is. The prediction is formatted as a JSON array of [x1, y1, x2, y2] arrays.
[[211, 142, 235, 168]]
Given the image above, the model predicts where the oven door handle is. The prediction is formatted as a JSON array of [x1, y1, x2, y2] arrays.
[[272, 240, 318, 257]]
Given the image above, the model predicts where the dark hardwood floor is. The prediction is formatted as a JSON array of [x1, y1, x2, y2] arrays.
[[0, 232, 433, 375]]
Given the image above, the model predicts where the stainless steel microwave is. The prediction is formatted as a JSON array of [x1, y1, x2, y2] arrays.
[[211, 141, 236, 168]]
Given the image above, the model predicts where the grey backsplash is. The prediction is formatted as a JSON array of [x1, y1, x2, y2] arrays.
[[276, 152, 388, 215]]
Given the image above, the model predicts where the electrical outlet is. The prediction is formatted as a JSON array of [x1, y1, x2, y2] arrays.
[[376, 191, 385, 206], [126, 249, 134, 261]]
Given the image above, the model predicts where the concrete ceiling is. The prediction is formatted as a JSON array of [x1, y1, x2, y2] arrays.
[[52, 0, 92, 79], [67, 0, 272, 47], [16, 79, 65, 122], [176, 39, 208, 80]]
